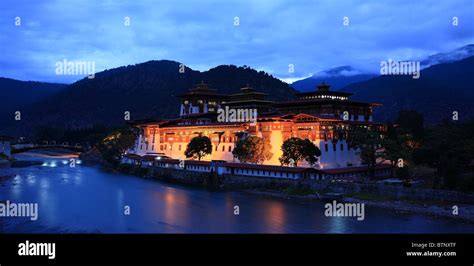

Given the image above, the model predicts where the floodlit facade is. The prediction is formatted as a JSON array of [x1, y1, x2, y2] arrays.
[[127, 82, 385, 169]]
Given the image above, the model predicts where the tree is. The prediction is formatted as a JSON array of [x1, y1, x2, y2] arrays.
[[347, 128, 384, 179], [396, 110, 424, 141], [185, 136, 212, 161], [379, 111, 426, 179], [412, 119, 474, 190], [232, 136, 272, 164], [381, 134, 412, 178], [97, 128, 137, 165], [279, 137, 321, 167], [301, 139, 322, 165]]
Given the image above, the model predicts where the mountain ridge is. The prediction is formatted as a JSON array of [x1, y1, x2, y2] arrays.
[[291, 65, 376, 92], [342, 55, 474, 125], [1, 60, 297, 135], [0, 78, 67, 130]]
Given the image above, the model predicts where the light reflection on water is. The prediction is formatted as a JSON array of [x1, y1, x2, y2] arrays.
[[0, 155, 474, 234]]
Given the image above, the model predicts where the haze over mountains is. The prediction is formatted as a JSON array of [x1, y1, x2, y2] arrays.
[[291, 66, 377, 92], [1, 45, 473, 136], [292, 44, 474, 92], [420, 44, 474, 68], [343, 55, 474, 125], [290, 44, 474, 124]]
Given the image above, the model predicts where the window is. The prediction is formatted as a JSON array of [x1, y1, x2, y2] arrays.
[[340, 144, 344, 151], [228, 146, 232, 152], [179, 144, 181, 151], [215, 145, 218, 151], [222, 145, 225, 152], [160, 145, 163, 151], [325, 144, 328, 152]]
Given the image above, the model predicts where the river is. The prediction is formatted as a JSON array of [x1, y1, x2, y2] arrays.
[[1, 154, 474, 233]]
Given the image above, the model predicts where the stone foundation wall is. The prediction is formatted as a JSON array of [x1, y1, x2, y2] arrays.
[[307, 181, 474, 204], [150, 167, 220, 187], [148, 167, 474, 204]]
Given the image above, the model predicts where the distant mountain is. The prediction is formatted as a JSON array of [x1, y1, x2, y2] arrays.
[[421, 44, 474, 68], [343, 56, 474, 125], [291, 44, 474, 92], [0, 78, 66, 129], [1, 60, 297, 135], [291, 66, 376, 92]]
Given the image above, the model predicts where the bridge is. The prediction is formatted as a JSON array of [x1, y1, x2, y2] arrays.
[[11, 144, 84, 154]]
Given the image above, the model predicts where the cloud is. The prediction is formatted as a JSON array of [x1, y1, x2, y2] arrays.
[[0, 0, 473, 83]]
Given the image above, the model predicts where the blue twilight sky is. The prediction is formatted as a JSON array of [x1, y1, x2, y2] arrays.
[[1, 0, 473, 84]]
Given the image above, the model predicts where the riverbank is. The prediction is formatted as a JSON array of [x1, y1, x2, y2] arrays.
[[243, 189, 474, 223], [111, 164, 474, 223], [4, 158, 474, 233], [54, 151, 474, 223]]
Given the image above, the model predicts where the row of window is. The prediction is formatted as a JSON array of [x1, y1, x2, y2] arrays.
[[146, 133, 237, 141], [235, 168, 299, 179], [216, 145, 233, 152], [140, 144, 234, 152], [300, 95, 348, 100], [329, 169, 391, 178], [140, 142, 349, 153], [186, 165, 210, 171], [323, 143, 345, 152]]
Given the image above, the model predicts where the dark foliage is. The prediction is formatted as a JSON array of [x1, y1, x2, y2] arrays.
[[279, 137, 321, 167], [3, 61, 297, 136], [184, 136, 212, 161]]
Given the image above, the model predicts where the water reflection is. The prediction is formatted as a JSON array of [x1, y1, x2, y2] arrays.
[[0, 154, 474, 234], [262, 201, 287, 233], [162, 187, 191, 230], [328, 217, 347, 233]]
